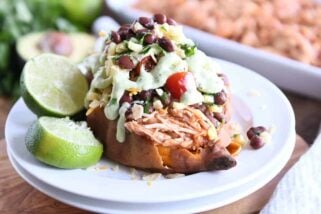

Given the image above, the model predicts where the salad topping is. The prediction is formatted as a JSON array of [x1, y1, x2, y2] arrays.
[[85, 14, 227, 142]]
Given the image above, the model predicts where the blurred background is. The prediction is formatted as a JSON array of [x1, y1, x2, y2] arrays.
[[2, 0, 321, 99], [0, 0, 102, 98]]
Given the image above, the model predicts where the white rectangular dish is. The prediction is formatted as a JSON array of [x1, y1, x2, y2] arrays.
[[106, 0, 321, 100]]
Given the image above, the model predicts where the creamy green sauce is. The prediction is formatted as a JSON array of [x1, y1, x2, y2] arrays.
[[104, 53, 187, 120], [116, 102, 130, 142], [104, 69, 136, 120], [154, 23, 194, 45], [103, 50, 224, 120], [86, 26, 225, 142], [186, 50, 224, 94], [181, 83, 203, 105]]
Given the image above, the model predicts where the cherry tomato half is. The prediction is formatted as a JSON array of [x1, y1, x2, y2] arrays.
[[165, 72, 194, 100]]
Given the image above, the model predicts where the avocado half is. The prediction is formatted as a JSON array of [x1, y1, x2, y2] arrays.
[[16, 32, 96, 64]]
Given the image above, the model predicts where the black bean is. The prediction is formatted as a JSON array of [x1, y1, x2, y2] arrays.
[[120, 92, 132, 105], [111, 31, 122, 44], [206, 112, 220, 128], [213, 112, 225, 123], [118, 55, 135, 69], [140, 56, 156, 71], [158, 37, 174, 52], [247, 126, 266, 139], [134, 90, 153, 101], [214, 91, 227, 105], [151, 89, 159, 97], [198, 104, 207, 113], [247, 128, 256, 140], [145, 58, 156, 71], [154, 13, 167, 24], [129, 69, 138, 81], [127, 30, 136, 40], [255, 126, 267, 133], [144, 34, 156, 45], [167, 18, 177, 25], [118, 29, 128, 40], [138, 17, 154, 29], [140, 90, 153, 100], [190, 103, 207, 113], [118, 26, 135, 40], [125, 109, 134, 121], [119, 24, 131, 31], [250, 135, 265, 149], [131, 56, 156, 81]]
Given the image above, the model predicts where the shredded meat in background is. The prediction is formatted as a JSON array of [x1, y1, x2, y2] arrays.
[[135, 0, 321, 67], [125, 106, 217, 150]]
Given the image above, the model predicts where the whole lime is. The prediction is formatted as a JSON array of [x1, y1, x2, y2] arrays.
[[62, 0, 103, 28]]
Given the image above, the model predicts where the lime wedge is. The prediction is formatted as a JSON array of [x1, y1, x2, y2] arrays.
[[21, 53, 88, 117], [26, 117, 103, 169]]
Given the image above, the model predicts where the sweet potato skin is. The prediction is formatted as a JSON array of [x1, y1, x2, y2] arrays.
[[87, 107, 236, 174], [87, 107, 165, 170]]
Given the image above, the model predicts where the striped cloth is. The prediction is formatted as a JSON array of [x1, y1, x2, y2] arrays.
[[261, 130, 321, 213]]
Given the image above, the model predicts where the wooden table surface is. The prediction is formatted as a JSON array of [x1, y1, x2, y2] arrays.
[[0, 93, 319, 213]]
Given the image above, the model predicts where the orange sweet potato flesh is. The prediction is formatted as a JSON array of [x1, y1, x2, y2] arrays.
[[87, 106, 236, 174]]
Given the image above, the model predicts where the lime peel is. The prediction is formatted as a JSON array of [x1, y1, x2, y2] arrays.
[[26, 117, 103, 169], [21, 53, 88, 117]]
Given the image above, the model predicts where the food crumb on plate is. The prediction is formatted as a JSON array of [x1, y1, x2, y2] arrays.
[[165, 173, 185, 179], [142, 173, 162, 181], [268, 125, 277, 134], [130, 168, 139, 180], [98, 165, 109, 170], [147, 181, 153, 187], [85, 163, 101, 171], [247, 89, 261, 97], [111, 164, 119, 171]]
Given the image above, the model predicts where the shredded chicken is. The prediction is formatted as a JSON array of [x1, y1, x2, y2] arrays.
[[125, 106, 216, 150]]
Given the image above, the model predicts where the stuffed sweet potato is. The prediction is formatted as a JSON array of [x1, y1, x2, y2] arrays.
[[87, 97, 236, 174], [85, 14, 241, 174]]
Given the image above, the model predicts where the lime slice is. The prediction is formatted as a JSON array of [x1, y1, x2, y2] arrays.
[[26, 117, 103, 169], [21, 53, 88, 117]]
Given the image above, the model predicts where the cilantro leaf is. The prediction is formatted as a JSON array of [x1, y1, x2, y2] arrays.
[[180, 44, 197, 57]]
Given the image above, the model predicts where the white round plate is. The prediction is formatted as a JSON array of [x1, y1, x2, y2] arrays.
[[5, 58, 295, 203], [8, 131, 294, 214]]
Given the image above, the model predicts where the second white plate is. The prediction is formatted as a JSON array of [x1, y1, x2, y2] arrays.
[[8, 131, 294, 214]]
